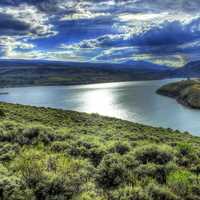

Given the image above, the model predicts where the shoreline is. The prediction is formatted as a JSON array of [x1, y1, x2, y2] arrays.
[[0, 101, 193, 136], [0, 100, 194, 136], [157, 79, 200, 109], [0, 77, 183, 89]]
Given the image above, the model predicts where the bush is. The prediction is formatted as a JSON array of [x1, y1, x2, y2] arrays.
[[0, 121, 22, 143], [77, 182, 104, 200], [147, 183, 179, 200], [66, 140, 106, 166], [77, 191, 104, 200], [17, 125, 55, 145], [111, 186, 148, 200], [96, 154, 127, 189], [134, 163, 175, 184], [108, 141, 130, 155], [0, 109, 5, 117], [0, 164, 25, 200], [13, 149, 91, 199], [0, 143, 19, 162], [134, 145, 174, 165], [176, 143, 193, 156], [50, 141, 69, 152], [167, 170, 195, 196]]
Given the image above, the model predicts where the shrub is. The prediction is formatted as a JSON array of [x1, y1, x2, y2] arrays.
[[185, 195, 200, 200], [15, 149, 47, 188], [167, 170, 195, 196], [50, 141, 69, 152], [134, 163, 172, 184], [134, 145, 174, 165], [176, 143, 193, 156], [0, 143, 19, 162], [0, 121, 22, 143], [95, 154, 127, 189], [88, 146, 106, 166], [147, 183, 179, 200], [111, 186, 148, 200], [108, 141, 130, 155], [77, 191, 104, 200], [13, 149, 91, 200], [0, 109, 5, 117], [175, 143, 199, 167], [17, 125, 55, 145], [77, 182, 105, 200], [66, 140, 106, 166], [0, 164, 24, 200]]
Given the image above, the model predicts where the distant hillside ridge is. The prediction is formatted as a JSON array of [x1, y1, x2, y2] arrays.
[[0, 59, 173, 88]]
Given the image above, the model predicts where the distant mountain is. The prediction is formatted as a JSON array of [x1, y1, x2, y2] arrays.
[[0, 59, 172, 87], [120, 60, 170, 71], [0, 59, 171, 71], [174, 60, 200, 77]]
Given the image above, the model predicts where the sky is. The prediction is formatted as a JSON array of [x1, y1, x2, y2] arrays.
[[0, 0, 200, 68]]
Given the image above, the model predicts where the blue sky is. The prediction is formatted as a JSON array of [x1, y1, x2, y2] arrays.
[[0, 0, 200, 67]]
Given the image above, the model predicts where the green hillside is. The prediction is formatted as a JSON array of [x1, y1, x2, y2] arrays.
[[0, 102, 200, 200]]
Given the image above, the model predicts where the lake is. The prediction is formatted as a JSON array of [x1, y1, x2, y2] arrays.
[[0, 79, 200, 135]]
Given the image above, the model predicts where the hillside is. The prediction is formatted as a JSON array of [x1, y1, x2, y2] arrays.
[[174, 60, 200, 77], [0, 102, 200, 199], [0, 59, 172, 88], [157, 79, 200, 108]]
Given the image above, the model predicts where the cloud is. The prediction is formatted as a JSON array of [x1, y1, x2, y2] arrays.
[[59, 16, 200, 67], [78, 18, 200, 49], [0, 4, 56, 38], [0, 36, 35, 58], [1, 0, 200, 67], [0, 13, 30, 36]]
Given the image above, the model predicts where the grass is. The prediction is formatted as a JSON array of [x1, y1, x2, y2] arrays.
[[0, 102, 200, 199]]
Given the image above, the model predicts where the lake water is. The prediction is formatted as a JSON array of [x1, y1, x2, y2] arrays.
[[0, 79, 200, 135]]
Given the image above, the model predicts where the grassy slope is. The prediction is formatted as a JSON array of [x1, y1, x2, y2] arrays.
[[157, 79, 200, 108], [0, 102, 200, 199]]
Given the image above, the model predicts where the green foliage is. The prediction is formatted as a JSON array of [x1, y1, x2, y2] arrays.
[[134, 162, 176, 184], [111, 186, 148, 200], [0, 102, 200, 199], [96, 153, 128, 189], [0, 164, 25, 200], [108, 141, 130, 155], [0, 109, 5, 118], [167, 170, 196, 196], [134, 144, 174, 165], [13, 149, 91, 200], [147, 183, 179, 200]]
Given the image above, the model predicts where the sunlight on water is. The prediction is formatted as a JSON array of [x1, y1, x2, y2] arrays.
[[79, 88, 127, 118]]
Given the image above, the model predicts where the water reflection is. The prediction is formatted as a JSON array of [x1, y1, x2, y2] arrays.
[[79, 88, 127, 118]]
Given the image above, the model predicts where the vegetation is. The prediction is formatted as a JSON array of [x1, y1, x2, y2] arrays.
[[157, 79, 200, 108], [0, 60, 171, 88], [0, 102, 200, 199]]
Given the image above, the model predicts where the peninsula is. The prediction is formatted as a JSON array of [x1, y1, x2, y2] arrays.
[[157, 79, 200, 108]]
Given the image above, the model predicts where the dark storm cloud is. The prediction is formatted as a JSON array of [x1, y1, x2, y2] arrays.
[[79, 18, 200, 51], [0, 13, 30, 36]]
